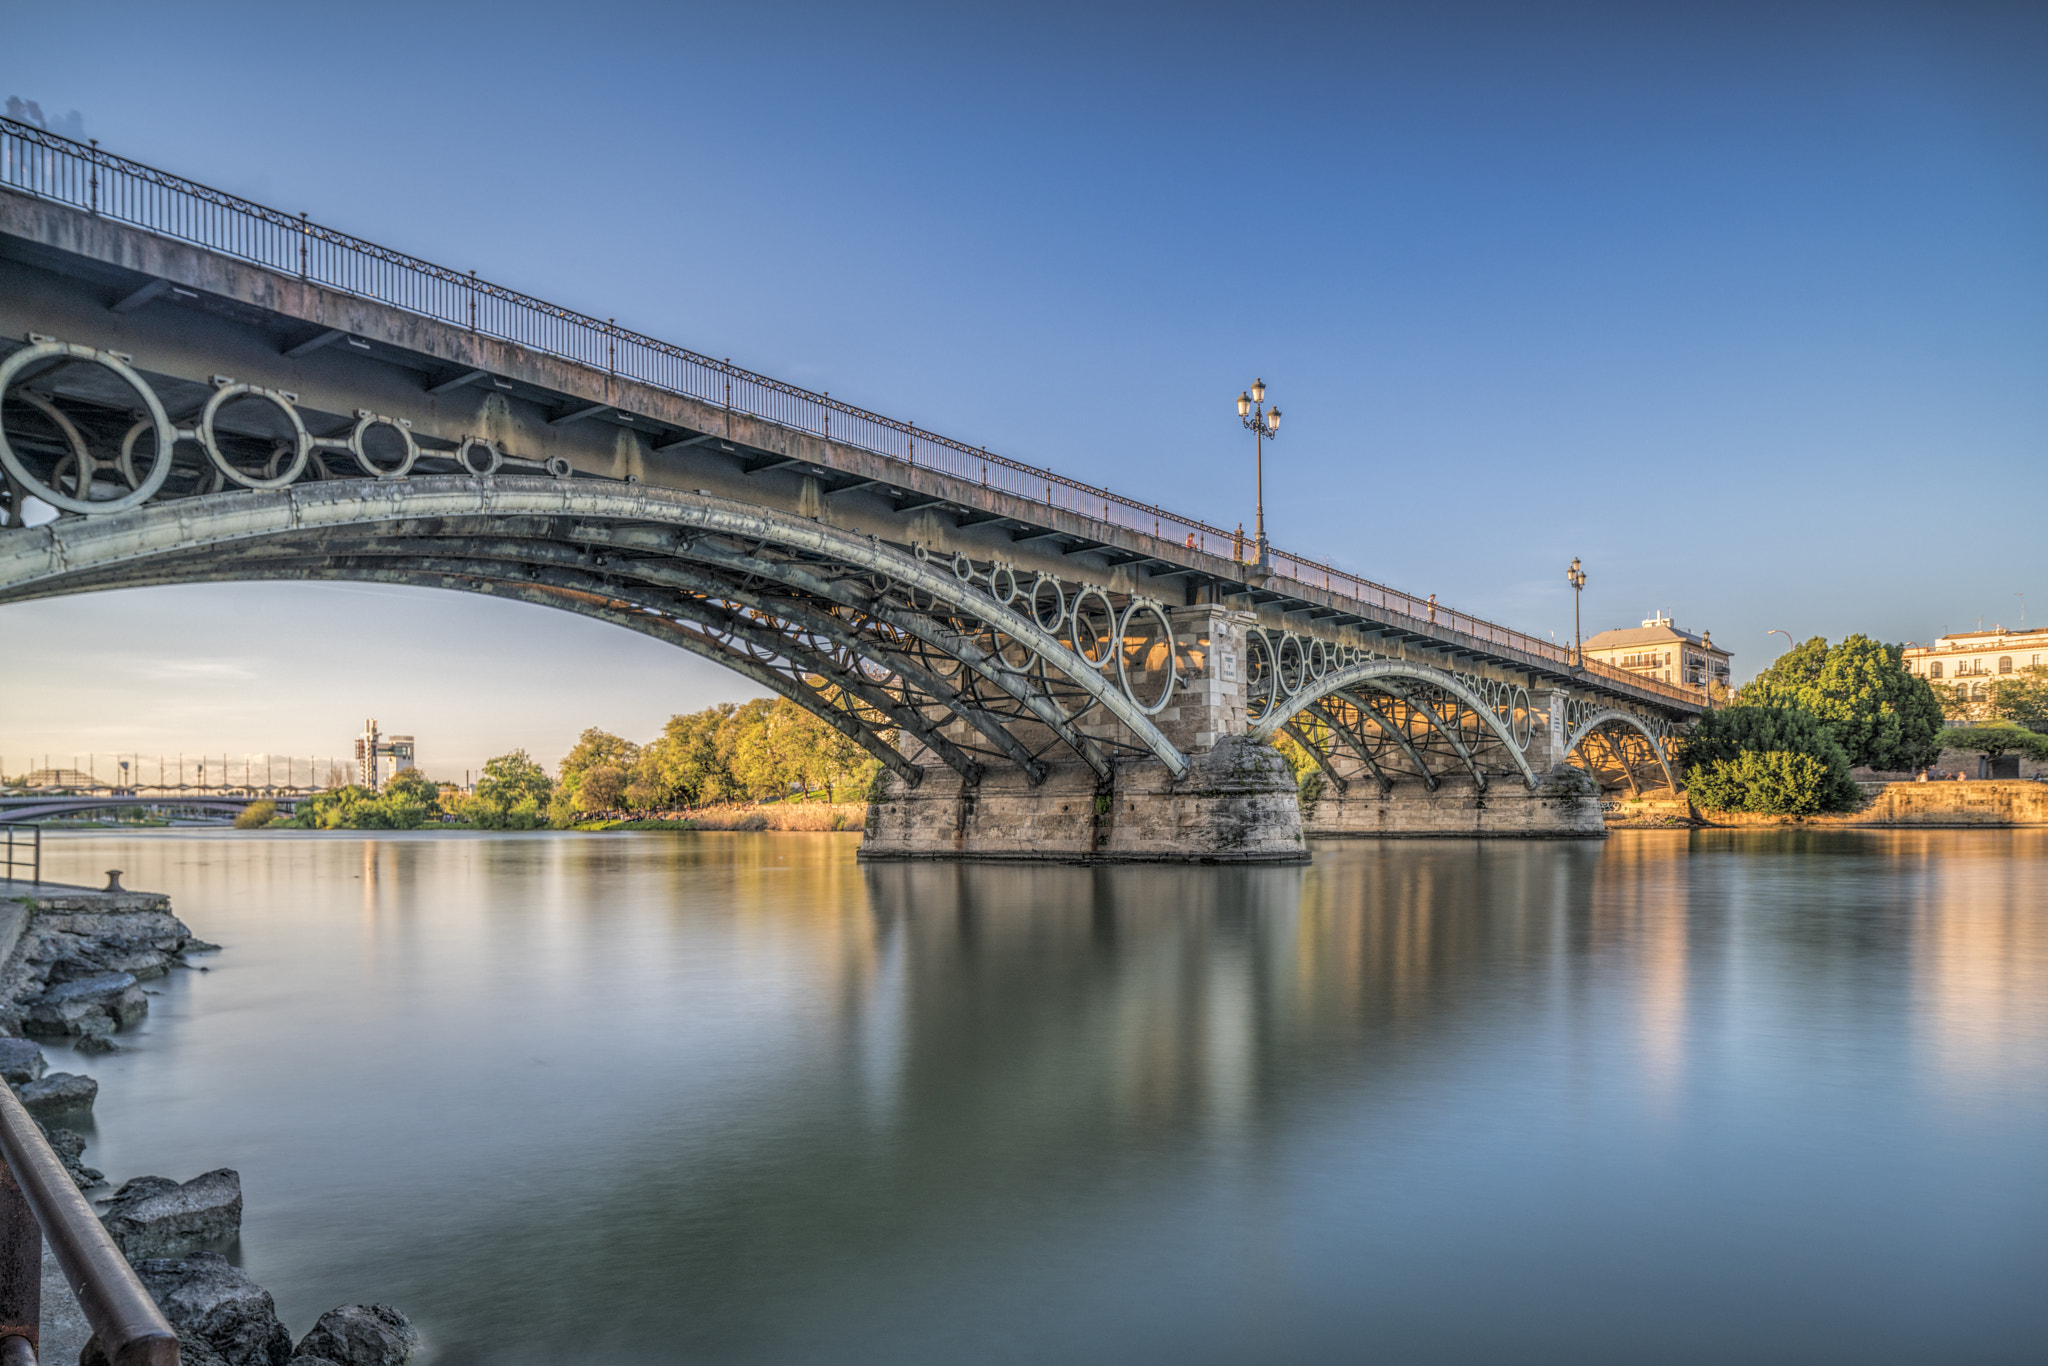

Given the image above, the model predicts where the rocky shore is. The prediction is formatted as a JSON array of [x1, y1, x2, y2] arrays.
[[2, 877, 421, 1365]]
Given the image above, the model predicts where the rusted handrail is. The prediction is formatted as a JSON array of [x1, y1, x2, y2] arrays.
[[0, 1082, 177, 1365], [0, 827, 36, 886]]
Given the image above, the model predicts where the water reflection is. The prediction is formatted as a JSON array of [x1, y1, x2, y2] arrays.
[[32, 829, 2048, 1365]]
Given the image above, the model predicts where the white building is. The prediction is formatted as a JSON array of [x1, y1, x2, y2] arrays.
[[1901, 626, 2048, 718], [352, 720, 416, 791]]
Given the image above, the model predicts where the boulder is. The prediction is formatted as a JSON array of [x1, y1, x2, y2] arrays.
[[0, 1037, 45, 1083], [16, 1071, 97, 1116], [293, 1305, 419, 1366], [75, 1030, 119, 1056], [128, 1252, 293, 1366], [24, 972, 146, 1035], [42, 1125, 104, 1189], [99, 1169, 242, 1258], [82, 1329, 232, 1366]]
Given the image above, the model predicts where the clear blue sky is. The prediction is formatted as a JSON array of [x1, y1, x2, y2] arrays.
[[4, 1, 2044, 780]]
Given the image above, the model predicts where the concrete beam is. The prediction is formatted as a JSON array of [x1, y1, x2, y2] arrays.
[[428, 368, 488, 395], [284, 328, 346, 359], [550, 402, 610, 427], [109, 278, 170, 314]]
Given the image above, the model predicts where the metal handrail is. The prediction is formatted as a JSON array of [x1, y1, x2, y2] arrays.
[[0, 1078, 178, 1365], [0, 826, 36, 885], [0, 116, 1701, 709]]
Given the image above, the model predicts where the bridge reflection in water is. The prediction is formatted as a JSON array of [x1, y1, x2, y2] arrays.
[[45, 829, 2048, 1365]]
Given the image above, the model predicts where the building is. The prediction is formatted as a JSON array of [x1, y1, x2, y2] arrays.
[[352, 720, 416, 791], [1901, 626, 2048, 721], [1580, 612, 1732, 697]]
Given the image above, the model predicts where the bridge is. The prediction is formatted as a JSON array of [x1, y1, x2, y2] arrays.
[[0, 789, 297, 823], [0, 119, 1698, 860]]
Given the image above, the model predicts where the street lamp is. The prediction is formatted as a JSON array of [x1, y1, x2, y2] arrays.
[[1566, 557, 1587, 668], [1236, 378, 1282, 572]]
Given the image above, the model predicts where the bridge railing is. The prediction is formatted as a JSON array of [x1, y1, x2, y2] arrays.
[[0, 824, 36, 885], [0, 117, 1702, 710], [0, 1066, 180, 1364]]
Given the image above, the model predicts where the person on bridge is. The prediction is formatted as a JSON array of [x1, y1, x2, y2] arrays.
[[1428, 594, 1438, 624]]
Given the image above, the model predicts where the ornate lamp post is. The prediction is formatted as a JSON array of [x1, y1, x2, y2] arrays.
[[1236, 379, 1281, 571], [1566, 556, 1587, 668]]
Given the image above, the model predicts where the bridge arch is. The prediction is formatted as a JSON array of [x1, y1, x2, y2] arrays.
[[0, 477, 1192, 788], [1248, 659, 1538, 791], [1563, 708, 1679, 794]]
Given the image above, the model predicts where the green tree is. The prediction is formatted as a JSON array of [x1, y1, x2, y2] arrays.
[[574, 764, 629, 813], [1988, 666, 2048, 733], [1738, 634, 1944, 771], [232, 800, 277, 829], [478, 750, 552, 808], [1677, 706, 1861, 814], [640, 704, 739, 807]]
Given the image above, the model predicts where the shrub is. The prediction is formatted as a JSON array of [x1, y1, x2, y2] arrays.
[[232, 800, 276, 829], [1936, 726, 2048, 761], [1678, 706, 1860, 814]]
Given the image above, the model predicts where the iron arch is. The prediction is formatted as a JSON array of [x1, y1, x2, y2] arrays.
[[1563, 708, 1679, 793], [0, 477, 1192, 784], [1250, 659, 1538, 790]]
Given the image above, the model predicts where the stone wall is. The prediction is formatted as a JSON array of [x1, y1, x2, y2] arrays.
[[1300, 766, 1605, 838], [1699, 780, 2048, 828], [862, 736, 1307, 862]]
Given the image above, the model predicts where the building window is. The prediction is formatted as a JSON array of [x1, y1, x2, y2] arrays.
[[1999, 656, 2013, 674], [1929, 661, 1942, 679], [2034, 654, 2042, 667], [1971, 681, 1987, 701]]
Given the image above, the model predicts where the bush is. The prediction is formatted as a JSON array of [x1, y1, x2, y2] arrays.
[[1678, 706, 1860, 814], [1737, 634, 1944, 771], [232, 800, 277, 829]]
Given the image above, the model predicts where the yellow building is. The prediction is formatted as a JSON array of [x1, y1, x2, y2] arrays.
[[1580, 612, 1731, 697]]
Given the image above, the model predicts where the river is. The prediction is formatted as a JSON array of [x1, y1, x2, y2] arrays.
[[31, 828, 2048, 1364]]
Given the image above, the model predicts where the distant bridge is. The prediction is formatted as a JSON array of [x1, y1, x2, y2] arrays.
[[0, 791, 301, 823], [0, 120, 1693, 857]]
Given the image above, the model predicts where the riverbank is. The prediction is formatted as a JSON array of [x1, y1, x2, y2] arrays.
[[579, 801, 868, 832], [1604, 779, 2048, 829]]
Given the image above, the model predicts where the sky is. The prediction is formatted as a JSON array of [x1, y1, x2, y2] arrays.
[[3, 0, 2045, 781]]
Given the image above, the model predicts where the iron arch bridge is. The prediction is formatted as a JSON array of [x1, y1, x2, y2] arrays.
[[1248, 657, 1541, 795], [0, 343, 1208, 792], [0, 794, 291, 823]]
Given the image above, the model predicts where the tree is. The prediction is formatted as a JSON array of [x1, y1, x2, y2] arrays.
[[575, 764, 629, 813], [640, 704, 738, 807], [232, 800, 277, 829], [478, 750, 551, 808], [1737, 634, 1943, 771], [1989, 667, 2048, 733], [1677, 706, 1861, 814]]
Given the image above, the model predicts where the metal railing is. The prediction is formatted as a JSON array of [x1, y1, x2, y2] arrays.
[[0, 116, 1701, 709], [0, 826, 36, 885], [0, 1077, 178, 1365]]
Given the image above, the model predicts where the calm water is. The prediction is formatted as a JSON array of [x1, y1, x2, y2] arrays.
[[31, 829, 2048, 1364]]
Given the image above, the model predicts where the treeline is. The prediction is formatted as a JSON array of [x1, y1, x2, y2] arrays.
[[280, 698, 878, 830]]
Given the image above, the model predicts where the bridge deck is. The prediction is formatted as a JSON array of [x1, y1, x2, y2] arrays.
[[0, 118, 1698, 716]]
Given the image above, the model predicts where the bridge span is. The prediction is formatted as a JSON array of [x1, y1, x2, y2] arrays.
[[0, 119, 1698, 859]]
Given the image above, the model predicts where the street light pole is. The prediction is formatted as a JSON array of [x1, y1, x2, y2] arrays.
[[1236, 379, 1282, 572], [1566, 557, 1587, 669]]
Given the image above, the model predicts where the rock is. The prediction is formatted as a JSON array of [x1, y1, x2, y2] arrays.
[[16, 1071, 97, 1116], [24, 972, 146, 1035], [0, 1036, 45, 1083], [41, 1125, 103, 1188], [287, 1358, 343, 1366], [128, 1252, 293, 1366], [75, 1030, 119, 1056], [99, 1169, 242, 1258], [293, 1305, 419, 1366]]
